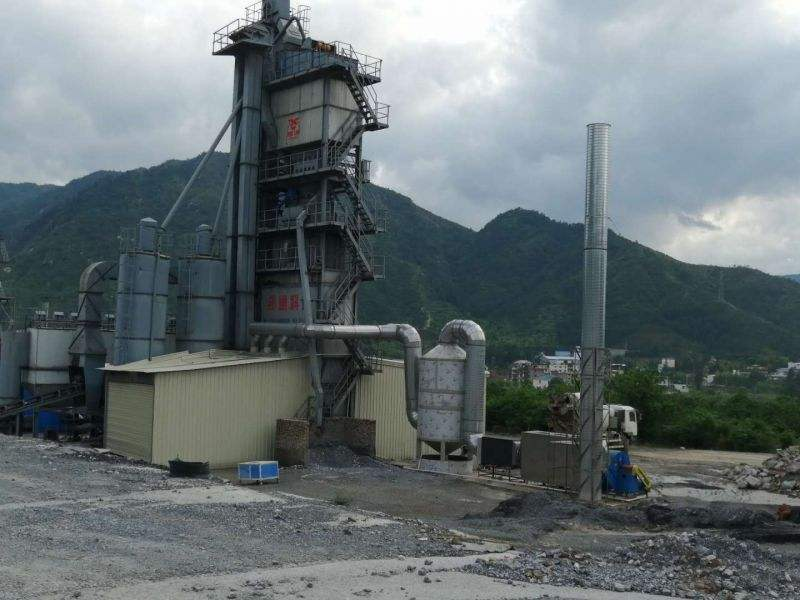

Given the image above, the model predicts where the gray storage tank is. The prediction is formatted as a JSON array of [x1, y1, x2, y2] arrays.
[[176, 225, 226, 353], [26, 323, 75, 394], [112, 218, 171, 365], [0, 329, 29, 406]]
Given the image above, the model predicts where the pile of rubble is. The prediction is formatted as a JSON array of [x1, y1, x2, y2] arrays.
[[726, 447, 800, 495], [464, 531, 799, 599]]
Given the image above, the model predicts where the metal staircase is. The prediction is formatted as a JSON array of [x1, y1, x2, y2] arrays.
[[341, 63, 389, 132]]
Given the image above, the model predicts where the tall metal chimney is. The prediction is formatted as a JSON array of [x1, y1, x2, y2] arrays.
[[578, 123, 610, 504]]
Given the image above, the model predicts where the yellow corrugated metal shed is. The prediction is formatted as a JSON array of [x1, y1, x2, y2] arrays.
[[104, 352, 417, 466], [354, 358, 418, 461]]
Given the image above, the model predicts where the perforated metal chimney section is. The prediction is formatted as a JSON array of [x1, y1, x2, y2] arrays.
[[581, 123, 609, 350]]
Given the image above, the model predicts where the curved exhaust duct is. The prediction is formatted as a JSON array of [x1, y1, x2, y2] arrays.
[[437, 319, 487, 453], [249, 322, 422, 428]]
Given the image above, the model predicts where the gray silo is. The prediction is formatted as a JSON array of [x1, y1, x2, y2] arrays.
[[578, 123, 610, 504], [25, 322, 75, 394], [176, 225, 226, 353], [112, 218, 171, 365], [0, 330, 29, 406]]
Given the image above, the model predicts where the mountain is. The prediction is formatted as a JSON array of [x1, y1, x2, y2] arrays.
[[3, 155, 800, 366], [785, 274, 800, 284]]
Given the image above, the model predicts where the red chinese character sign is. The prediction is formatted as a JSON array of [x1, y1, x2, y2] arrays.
[[262, 288, 304, 323], [286, 115, 301, 142]]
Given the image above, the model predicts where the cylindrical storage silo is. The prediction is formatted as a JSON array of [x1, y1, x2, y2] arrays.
[[177, 226, 226, 353], [26, 326, 75, 393], [417, 343, 466, 454], [112, 218, 171, 365], [0, 330, 29, 405]]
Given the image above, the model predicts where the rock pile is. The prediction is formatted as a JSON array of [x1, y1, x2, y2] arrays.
[[726, 447, 800, 496], [464, 531, 800, 599]]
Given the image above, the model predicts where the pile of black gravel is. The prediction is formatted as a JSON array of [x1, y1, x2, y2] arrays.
[[463, 530, 800, 599]]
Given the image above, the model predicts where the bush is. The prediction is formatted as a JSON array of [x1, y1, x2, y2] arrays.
[[489, 370, 800, 452], [486, 380, 550, 434], [606, 369, 800, 452]]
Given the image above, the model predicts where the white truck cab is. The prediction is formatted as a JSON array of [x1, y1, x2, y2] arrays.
[[608, 404, 638, 438]]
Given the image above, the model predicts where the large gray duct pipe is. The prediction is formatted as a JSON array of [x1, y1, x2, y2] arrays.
[[70, 261, 116, 411], [437, 319, 487, 452], [249, 322, 421, 428]]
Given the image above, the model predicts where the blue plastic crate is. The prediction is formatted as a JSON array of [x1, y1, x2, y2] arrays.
[[238, 461, 279, 484]]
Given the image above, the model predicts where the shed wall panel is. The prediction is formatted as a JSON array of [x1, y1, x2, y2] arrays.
[[151, 358, 311, 468], [106, 382, 154, 461], [353, 363, 417, 461]]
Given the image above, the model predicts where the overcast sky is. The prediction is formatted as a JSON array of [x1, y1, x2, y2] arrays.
[[2, 1, 800, 274]]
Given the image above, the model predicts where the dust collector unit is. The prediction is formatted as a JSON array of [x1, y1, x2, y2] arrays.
[[112, 217, 170, 365], [417, 342, 467, 453]]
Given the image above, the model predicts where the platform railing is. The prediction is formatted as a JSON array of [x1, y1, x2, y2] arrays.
[[255, 244, 321, 272]]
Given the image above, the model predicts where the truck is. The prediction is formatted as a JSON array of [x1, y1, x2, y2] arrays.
[[548, 392, 639, 450]]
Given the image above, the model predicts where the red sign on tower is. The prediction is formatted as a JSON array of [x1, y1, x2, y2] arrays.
[[287, 115, 301, 142]]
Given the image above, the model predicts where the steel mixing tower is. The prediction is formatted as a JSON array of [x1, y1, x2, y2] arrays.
[[214, 1, 388, 419]]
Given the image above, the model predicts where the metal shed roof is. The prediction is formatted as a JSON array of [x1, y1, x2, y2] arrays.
[[103, 350, 307, 374]]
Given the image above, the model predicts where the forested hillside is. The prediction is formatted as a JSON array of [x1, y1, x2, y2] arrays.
[[3, 154, 800, 366]]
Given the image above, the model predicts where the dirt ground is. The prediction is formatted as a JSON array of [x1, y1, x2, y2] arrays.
[[3, 436, 800, 599]]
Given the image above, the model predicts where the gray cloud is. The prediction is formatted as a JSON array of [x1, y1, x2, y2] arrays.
[[677, 213, 722, 231], [2, 0, 800, 273]]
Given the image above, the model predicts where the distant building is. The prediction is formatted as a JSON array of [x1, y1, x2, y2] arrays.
[[509, 360, 534, 385], [534, 349, 580, 376], [509, 349, 580, 388], [771, 362, 800, 380], [610, 363, 627, 377], [771, 368, 789, 380], [657, 358, 676, 373], [659, 378, 689, 393]]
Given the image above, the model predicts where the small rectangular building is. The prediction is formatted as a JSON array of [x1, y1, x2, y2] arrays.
[[103, 351, 417, 467]]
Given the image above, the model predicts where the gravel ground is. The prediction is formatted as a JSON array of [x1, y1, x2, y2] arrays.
[[4, 436, 800, 599], [0, 436, 473, 600]]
